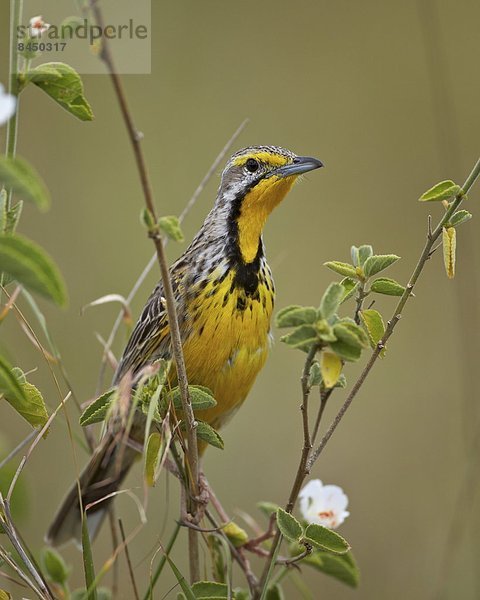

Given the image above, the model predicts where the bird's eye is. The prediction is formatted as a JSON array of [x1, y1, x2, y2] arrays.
[[245, 158, 259, 173]]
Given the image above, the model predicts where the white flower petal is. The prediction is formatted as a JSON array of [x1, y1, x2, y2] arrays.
[[0, 86, 16, 126], [298, 478, 349, 529]]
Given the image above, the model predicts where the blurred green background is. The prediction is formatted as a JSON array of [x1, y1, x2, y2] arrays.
[[1, 0, 480, 598]]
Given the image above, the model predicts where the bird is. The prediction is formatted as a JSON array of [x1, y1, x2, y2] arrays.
[[46, 145, 323, 547]]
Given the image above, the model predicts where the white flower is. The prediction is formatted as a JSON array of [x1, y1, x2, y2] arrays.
[[29, 15, 50, 37], [0, 84, 16, 126], [299, 479, 349, 529]]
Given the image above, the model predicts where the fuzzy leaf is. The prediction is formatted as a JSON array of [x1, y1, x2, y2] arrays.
[[41, 547, 69, 585], [304, 523, 350, 554], [195, 421, 224, 449], [169, 386, 216, 411], [443, 226, 456, 279], [10, 380, 49, 429], [144, 432, 162, 487], [257, 501, 280, 519], [79, 389, 116, 426], [280, 325, 318, 351], [363, 254, 400, 277], [276, 508, 303, 542], [340, 277, 358, 304], [330, 323, 366, 362], [308, 361, 322, 387], [0, 156, 50, 210], [350, 246, 359, 267], [27, 62, 94, 121], [360, 309, 386, 355], [419, 180, 462, 202], [275, 305, 317, 328], [158, 215, 184, 242], [358, 245, 373, 266], [335, 374, 347, 388], [324, 261, 357, 278], [192, 581, 228, 598], [304, 550, 360, 588], [336, 319, 369, 347], [5, 201, 23, 235], [320, 351, 343, 388], [0, 234, 67, 306], [319, 282, 344, 320], [166, 556, 195, 600], [370, 277, 405, 296], [222, 522, 249, 548], [0, 356, 27, 407], [449, 210, 472, 227]]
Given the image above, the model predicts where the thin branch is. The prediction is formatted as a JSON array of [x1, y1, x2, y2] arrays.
[[119, 519, 140, 600], [307, 156, 480, 471], [89, 1, 202, 581], [257, 157, 480, 598], [95, 120, 248, 395]]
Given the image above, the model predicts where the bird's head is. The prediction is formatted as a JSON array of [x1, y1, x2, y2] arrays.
[[218, 145, 323, 263]]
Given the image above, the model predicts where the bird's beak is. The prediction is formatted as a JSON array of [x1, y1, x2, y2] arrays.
[[272, 156, 324, 178]]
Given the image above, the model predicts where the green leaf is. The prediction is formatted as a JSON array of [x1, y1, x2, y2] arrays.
[[233, 590, 249, 600], [170, 386, 216, 411], [10, 380, 49, 429], [0, 156, 50, 210], [0, 234, 67, 306], [0, 355, 27, 407], [370, 277, 405, 296], [331, 323, 367, 359], [316, 319, 337, 343], [81, 515, 98, 600], [340, 277, 358, 304], [358, 245, 373, 266], [419, 179, 462, 202], [27, 62, 94, 121], [158, 215, 184, 242], [257, 501, 280, 519], [304, 523, 350, 554], [280, 325, 318, 351], [166, 555, 196, 600], [41, 547, 69, 585], [335, 374, 347, 389], [336, 318, 369, 347], [319, 282, 344, 320], [363, 254, 400, 277], [443, 226, 456, 279], [6, 202, 23, 236], [449, 210, 472, 227], [304, 550, 360, 588], [195, 421, 224, 449], [324, 261, 357, 278], [222, 522, 249, 548], [79, 389, 116, 426], [0, 190, 6, 233], [192, 581, 228, 598], [276, 508, 303, 542], [360, 309, 386, 355], [265, 585, 284, 600], [320, 351, 342, 388], [308, 361, 322, 387], [144, 432, 162, 487], [350, 246, 359, 267], [275, 305, 317, 328]]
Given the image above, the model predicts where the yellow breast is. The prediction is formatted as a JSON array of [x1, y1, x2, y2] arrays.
[[180, 268, 274, 429]]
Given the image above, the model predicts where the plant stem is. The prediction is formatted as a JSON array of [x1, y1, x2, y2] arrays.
[[89, 2, 201, 582], [306, 156, 480, 470], [256, 344, 318, 596], [257, 157, 480, 598], [5, 0, 22, 209]]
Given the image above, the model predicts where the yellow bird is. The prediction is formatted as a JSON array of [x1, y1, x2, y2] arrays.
[[46, 145, 323, 546]]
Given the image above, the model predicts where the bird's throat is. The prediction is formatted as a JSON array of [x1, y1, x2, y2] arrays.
[[236, 175, 296, 263]]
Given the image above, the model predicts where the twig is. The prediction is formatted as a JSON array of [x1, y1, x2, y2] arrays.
[[89, 2, 201, 581], [310, 387, 333, 446], [95, 119, 248, 395], [256, 345, 318, 596], [307, 156, 480, 470], [0, 430, 36, 470], [0, 545, 44, 600], [119, 519, 140, 600], [5, 0, 22, 208], [108, 509, 120, 599], [257, 157, 480, 598]]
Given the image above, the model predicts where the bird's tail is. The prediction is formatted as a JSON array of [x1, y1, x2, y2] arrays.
[[45, 433, 138, 547]]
